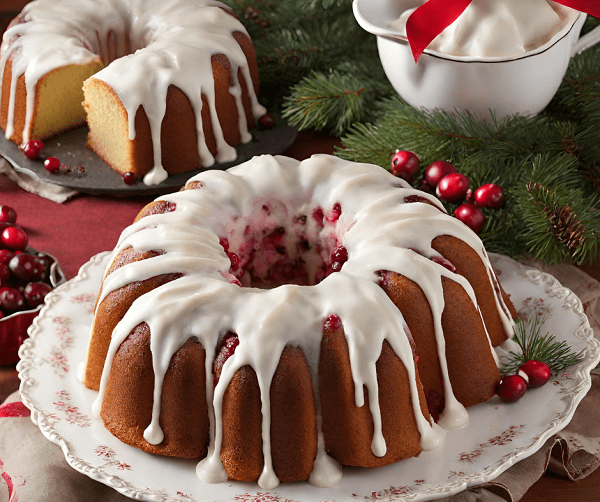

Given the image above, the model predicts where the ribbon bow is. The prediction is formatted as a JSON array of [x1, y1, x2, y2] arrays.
[[406, 0, 600, 62]]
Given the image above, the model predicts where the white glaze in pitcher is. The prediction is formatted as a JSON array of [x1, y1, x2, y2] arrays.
[[353, 0, 600, 121]]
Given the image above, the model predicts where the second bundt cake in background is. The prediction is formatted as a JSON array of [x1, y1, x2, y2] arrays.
[[0, 0, 266, 185], [82, 154, 517, 489]]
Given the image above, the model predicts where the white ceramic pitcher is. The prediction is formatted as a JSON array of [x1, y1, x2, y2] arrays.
[[353, 0, 600, 121]]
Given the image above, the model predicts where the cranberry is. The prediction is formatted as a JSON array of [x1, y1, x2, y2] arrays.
[[496, 375, 528, 402], [0, 263, 10, 285], [0, 286, 25, 311], [0, 205, 17, 224], [323, 314, 342, 331], [8, 253, 39, 282], [431, 255, 456, 273], [424, 161, 457, 188], [213, 332, 240, 385], [122, 172, 137, 185], [219, 237, 230, 251], [35, 253, 51, 279], [331, 245, 348, 264], [23, 281, 52, 308], [312, 207, 325, 226], [258, 113, 275, 129], [44, 157, 61, 174], [21, 140, 44, 160], [454, 203, 486, 234], [227, 251, 240, 271], [390, 150, 420, 183], [330, 245, 348, 272], [0, 249, 15, 265], [1, 225, 28, 250], [436, 173, 470, 202], [518, 360, 551, 388], [474, 183, 505, 209], [327, 203, 342, 222], [35, 261, 46, 281]]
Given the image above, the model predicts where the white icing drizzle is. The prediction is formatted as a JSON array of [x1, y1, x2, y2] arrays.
[[0, 0, 266, 185], [89, 154, 515, 488]]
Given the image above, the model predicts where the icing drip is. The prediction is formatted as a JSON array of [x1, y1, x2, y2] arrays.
[[89, 154, 515, 487], [0, 0, 266, 184], [309, 439, 343, 488]]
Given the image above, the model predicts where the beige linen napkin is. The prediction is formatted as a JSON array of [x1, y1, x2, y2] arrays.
[[0, 158, 78, 203], [1, 259, 599, 502]]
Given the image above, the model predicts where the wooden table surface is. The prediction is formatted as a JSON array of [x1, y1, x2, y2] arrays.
[[1, 2, 600, 501]]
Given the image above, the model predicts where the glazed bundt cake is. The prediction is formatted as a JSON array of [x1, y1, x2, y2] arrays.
[[0, 0, 265, 185], [82, 154, 517, 489]]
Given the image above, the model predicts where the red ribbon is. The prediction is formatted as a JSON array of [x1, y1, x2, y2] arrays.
[[406, 0, 600, 62]]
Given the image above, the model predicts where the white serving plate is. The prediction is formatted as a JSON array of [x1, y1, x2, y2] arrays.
[[17, 252, 600, 501]]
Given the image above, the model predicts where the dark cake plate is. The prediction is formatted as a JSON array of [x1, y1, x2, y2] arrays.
[[0, 114, 297, 197]]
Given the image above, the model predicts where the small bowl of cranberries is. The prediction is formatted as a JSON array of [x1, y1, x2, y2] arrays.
[[0, 205, 66, 365]]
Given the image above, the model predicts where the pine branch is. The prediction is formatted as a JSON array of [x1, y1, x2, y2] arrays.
[[501, 317, 583, 375], [511, 177, 600, 264], [282, 70, 392, 136], [338, 97, 552, 168]]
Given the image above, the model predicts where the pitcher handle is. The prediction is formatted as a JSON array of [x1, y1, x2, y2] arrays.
[[571, 18, 600, 57]]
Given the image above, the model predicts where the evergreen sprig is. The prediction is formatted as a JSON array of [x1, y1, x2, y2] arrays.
[[511, 179, 600, 265], [501, 318, 583, 376], [282, 70, 392, 136], [223, 0, 378, 110]]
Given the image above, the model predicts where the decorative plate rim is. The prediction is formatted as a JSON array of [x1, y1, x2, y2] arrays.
[[16, 252, 600, 502]]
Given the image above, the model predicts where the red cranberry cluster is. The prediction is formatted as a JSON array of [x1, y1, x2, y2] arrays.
[[0, 205, 54, 318], [496, 360, 552, 402], [390, 150, 505, 234], [21, 139, 66, 175]]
